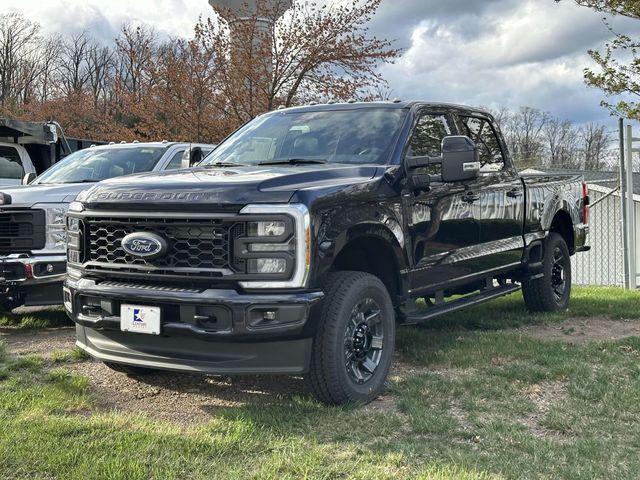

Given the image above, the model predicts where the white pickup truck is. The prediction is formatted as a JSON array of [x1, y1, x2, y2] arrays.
[[0, 142, 36, 186], [0, 141, 216, 310]]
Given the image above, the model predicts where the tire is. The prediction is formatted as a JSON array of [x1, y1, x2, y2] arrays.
[[103, 362, 157, 376], [522, 232, 571, 312], [305, 271, 396, 405]]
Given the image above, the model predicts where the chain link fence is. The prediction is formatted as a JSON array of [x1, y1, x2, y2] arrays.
[[573, 184, 625, 286]]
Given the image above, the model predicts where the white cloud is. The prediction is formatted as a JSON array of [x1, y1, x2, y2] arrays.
[[0, 0, 212, 42], [378, 0, 640, 125]]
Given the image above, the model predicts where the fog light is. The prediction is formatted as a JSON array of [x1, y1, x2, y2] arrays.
[[46, 263, 54, 273], [247, 258, 286, 274], [263, 311, 277, 321]]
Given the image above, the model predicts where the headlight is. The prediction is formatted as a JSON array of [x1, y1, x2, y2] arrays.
[[67, 217, 80, 232], [238, 204, 311, 289], [33, 203, 69, 252], [68, 201, 84, 213], [248, 221, 286, 237]]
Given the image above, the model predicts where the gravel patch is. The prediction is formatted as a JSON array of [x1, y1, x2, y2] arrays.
[[0, 326, 75, 357]]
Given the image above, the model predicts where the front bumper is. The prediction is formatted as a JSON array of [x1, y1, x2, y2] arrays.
[[0, 254, 67, 307], [66, 277, 324, 374]]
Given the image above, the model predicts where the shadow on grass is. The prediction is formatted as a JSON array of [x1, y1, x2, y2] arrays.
[[0, 307, 72, 330]]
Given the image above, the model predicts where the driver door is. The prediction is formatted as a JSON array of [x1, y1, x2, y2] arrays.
[[403, 111, 482, 294]]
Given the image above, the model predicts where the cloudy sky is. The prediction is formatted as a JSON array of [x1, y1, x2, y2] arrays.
[[3, 0, 639, 126]]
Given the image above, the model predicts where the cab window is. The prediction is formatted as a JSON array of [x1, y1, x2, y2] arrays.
[[406, 113, 453, 175], [0, 146, 24, 180], [166, 149, 186, 170], [458, 116, 505, 172], [408, 114, 452, 157]]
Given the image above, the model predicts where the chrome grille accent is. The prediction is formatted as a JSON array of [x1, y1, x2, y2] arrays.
[[99, 280, 203, 293], [83, 215, 237, 278]]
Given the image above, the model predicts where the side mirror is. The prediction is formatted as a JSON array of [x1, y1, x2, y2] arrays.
[[22, 172, 37, 185], [405, 155, 436, 192], [180, 147, 204, 169], [441, 136, 480, 182]]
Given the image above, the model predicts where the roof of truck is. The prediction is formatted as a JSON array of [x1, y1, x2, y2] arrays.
[[90, 141, 215, 150], [273, 101, 493, 117]]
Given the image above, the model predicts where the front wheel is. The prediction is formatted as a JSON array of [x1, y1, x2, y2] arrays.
[[305, 271, 396, 405], [522, 232, 571, 312]]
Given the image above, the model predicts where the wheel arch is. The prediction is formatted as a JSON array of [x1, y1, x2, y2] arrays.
[[549, 209, 575, 255], [324, 225, 408, 304]]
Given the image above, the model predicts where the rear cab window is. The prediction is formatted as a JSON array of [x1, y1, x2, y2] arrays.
[[457, 115, 506, 172]]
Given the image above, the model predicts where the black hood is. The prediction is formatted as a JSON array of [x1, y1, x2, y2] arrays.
[[82, 164, 383, 209]]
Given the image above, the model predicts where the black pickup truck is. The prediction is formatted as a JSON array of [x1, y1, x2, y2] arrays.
[[64, 102, 589, 405]]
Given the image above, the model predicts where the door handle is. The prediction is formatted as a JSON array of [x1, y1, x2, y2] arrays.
[[507, 188, 523, 198], [462, 192, 480, 203]]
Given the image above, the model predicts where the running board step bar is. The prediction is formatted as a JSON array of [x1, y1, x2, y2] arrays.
[[400, 283, 521, 325]]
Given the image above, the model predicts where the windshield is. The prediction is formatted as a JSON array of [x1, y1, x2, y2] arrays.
[[35, 146, 166, 185], [201, 108, 407, 166]]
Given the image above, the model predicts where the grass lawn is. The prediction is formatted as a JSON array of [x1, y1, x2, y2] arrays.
[[1, 286, 640, 479]]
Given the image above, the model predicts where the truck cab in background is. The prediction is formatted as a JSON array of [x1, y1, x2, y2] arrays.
[[0, 141, 216, 311], [0, 117, 104, 186]]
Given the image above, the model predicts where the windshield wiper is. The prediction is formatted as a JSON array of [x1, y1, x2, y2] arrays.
[[258, 158, 328, 166], [202, 162, 249, 168], [55, 179, 100, 184]]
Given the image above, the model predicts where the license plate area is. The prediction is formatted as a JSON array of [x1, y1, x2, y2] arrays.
[[120, 304, 161, 335]]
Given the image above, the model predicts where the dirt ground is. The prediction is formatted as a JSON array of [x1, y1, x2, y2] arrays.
[[2, 315, 640, 426], [518, 316, 640, 345]]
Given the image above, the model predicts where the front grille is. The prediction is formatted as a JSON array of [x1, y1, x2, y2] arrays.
[[84, 216, 237, 278], [0, 209, 46, 253]]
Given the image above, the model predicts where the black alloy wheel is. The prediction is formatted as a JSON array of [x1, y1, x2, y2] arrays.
[[344, 297, 385, 385]]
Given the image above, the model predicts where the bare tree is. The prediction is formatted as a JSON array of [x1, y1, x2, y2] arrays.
[[581, 123, 611, 170], [0, 13, 42, 109], [87, 43, 114, 107], [500, 107, 550, 169], [57, 32, 92, 96], [114, 25, 157, 99], [544, 117, 580, 168]]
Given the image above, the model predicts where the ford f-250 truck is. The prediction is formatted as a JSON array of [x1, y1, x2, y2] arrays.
[[64, 102, 589, 405], [0, 141, 215, 310]]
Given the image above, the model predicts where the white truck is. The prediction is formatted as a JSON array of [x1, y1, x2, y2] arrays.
[[0, 117, 103, 186], [0, 141, 216, 310]]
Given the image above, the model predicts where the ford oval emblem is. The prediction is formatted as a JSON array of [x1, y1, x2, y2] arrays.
[[121, 232, 168, 260]]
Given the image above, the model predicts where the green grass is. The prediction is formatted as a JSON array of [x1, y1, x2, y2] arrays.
[[1, 286, 640, 479], [0, 307, 71, 330]]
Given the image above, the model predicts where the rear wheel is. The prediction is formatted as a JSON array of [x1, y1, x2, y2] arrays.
[[522, 232, 571, 312], [103, 362, 157, 376], [305, 271, 395, 405]]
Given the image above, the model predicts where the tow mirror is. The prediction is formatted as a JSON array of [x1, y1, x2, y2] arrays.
[[180, 147, 204, 169], [405, 155, 435, 192], [441, 136, 480, 182], [22, 172, 37, 185]]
